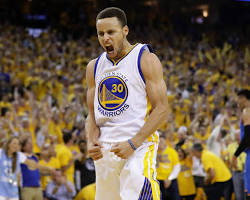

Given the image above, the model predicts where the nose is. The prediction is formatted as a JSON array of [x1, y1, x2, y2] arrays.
[[103, 33, 110, 43]]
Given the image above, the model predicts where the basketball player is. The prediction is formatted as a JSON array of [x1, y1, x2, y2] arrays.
[[86, 7, 168, 200], [233, 89, 250, 200]]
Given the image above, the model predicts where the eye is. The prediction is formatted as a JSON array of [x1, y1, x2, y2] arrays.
[[98, 32, 104, 37], [108, 30, 114, 35]]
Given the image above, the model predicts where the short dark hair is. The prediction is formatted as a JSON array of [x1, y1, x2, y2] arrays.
[[96, 7, 127, 27], [78, 139, 86, 145], [192, 143, 203, 152], [237, 89, 250, 100], [63, 132, 72, 144]]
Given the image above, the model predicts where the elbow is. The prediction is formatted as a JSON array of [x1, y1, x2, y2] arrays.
[[211, 170, 215, 180], [158, 103, 168, 120]]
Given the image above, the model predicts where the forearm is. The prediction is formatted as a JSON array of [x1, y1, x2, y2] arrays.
[[132, 104, 168, 147], [38, 164, 53, 175], [25, 159, 52, 174], [86, 114, 100, 144], [168, 164, 181, 180], [234, 125, 250, 157], [205, 168, 215, 184], [52, 185, 59, 194], [64, 182, 73, 193]]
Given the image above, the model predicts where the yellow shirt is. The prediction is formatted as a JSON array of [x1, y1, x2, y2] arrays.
[[23, 124, 41, 153], [177, 158, 196, 196], [48, 121, 63, 144], [74, 183, 96, 200], [156, 146, 179, 180], [201, 150, 232, 183], [56, 144, 74, 184], [225, 142, 246, 171], [39, 157, 61, 190], [70, 145, 80, 155]]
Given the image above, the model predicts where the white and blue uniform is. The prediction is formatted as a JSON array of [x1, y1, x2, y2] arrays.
[[93, 43, 160, 200], [0, 149, 27, 200]]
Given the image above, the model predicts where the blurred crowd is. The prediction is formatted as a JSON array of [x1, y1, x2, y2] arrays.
[[0, 24, 249, 200]]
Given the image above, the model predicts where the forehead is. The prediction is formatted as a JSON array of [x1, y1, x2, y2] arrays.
[[10, 138, 19, 144], [96, 17, 122, 31]]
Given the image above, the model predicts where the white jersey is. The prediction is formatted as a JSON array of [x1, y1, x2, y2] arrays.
[[94, 43, 155, 143]]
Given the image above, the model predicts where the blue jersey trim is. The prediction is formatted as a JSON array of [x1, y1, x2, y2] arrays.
[[138, 177, 153, 200], [106, 54, 115, 65], [94, 53, 103, 80], [137, 44, 153, 84]]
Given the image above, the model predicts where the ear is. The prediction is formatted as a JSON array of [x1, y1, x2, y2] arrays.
[[123, 25, 129, 36]]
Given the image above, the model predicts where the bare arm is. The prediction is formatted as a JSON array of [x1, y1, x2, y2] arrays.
[[204, 168, 215, 185], [24, 159, 54, 175], [131, 51, 168, 147], [61, 153, 82, 173], [85, 59, 103, 160], [111, 51, 168, 159]]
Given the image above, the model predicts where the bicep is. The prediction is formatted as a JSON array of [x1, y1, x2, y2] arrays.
[[86, 59, 97, 116], [141, 52, 168, 109]]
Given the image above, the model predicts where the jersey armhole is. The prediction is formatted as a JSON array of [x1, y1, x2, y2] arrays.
[[137, 44, 153, 84], [94, 53, 103, 80]]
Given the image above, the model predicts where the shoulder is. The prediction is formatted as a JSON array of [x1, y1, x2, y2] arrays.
[[141, 51, 162, 79], [86, 58, 98, 85], [86, 58, 98, 75], [140, 51, 158, 65], [202, 150, 214, 159]]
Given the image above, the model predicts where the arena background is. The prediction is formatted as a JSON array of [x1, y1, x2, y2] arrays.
[[0, 0, 250, 200]]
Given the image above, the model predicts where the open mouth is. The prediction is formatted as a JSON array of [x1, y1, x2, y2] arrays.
[[105, 45, 114, 54]]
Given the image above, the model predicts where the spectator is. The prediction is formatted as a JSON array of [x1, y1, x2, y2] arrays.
[[192, 143, 233, 200], [55, 132, 81, 184], [176, 148, 196, 200], [157, 134, 181, 200], [225, 131, 246, 200], [0, 136, 55, 200], [39, 143, 61, 193], [74, 140, 95, 192], [46, 169, 76, 200], [20, 138, 44, 200]]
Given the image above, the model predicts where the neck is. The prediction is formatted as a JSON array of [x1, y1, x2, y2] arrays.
[[112, 40, 132, 62], [66, 142, 72, 147]]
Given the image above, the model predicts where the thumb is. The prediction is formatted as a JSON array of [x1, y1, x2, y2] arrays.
[[94, 141, 103, 148], [110, 144, 119, 152]]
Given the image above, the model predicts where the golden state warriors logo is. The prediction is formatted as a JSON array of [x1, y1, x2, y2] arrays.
[[98, 76, 128, 111]]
